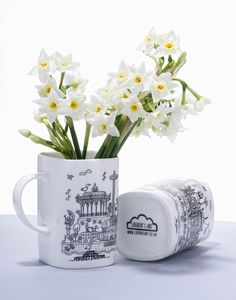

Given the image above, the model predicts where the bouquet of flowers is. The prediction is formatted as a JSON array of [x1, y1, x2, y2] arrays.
[[20, 28, 210, 159]]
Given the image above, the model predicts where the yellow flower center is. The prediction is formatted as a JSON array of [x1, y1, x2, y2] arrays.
[[156, 111, 162, 120], [60, 60, 69, 68], [70, 100, 79, 110], [155, 82, 167, 92], [130, 103, 138, 112], [117, 72, 128, 82], [43, 85, 51, 95], [99, 123, 107, 132], [120, 91, 129, 99], [134, 74, 142, 85], [39, 60, 48, 69], [145, 35, 152, 44], [164, 40, 174, 49], [103, 88, 109, 97], [95, 105, 102, 113], [48, 100, 58, 111]]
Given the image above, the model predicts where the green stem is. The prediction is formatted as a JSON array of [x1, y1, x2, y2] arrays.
[[29, 134, 58, 150], [147, 102, 155, 112], [181, 85, 187, 105], [55, 119, 74, 150], [186, 85, 201, 100], [43, 120, 73, 158], [82, 123, 91, 159], [66, 116, 82, 159], [95, 115, 122, 159], [65, 123, 69, 134], [112, 120, 138, 157], [59, 72, 65, 90], [145, 53, 161, 75], [95, 135, 111, 159], [59, 72, 82, 159], [102, 115, 127, 158], [173, 78, 201, 100], [172, 78, 187, 87]]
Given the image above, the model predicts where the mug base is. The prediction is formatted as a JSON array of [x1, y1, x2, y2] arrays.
[[117, 190, 174, 261], [39, 257, 115, 269]]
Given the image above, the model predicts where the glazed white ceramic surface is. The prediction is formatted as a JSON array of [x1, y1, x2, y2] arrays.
[[117, 178, 214, 261], [13, 152, 119, 269]]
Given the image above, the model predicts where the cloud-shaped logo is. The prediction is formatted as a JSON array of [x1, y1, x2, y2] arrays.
[[127, 214, 158, 232]]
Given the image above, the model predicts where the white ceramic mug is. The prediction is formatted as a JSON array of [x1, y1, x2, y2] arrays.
[[13, 152, 119, 269], [117, 178, 214, 261]]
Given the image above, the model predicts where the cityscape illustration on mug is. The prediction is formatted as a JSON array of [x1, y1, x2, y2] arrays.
[[157, 180, 213, 254], [61, 170, 118, 262]]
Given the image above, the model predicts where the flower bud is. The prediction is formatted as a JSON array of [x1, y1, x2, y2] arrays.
[[30, 134, 41, 144], [34, 111, 47, 123], [19, 129, 31, 137]]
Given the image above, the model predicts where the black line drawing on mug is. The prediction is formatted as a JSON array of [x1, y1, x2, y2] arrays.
[[102, 172, 106, 181], [67, 174, 74, 180], [65, 189, 72, 201], [70, 251, 106, 261], [158, 181, 212, 254], [79, 169, 92, 176], [81, 184, 91, 192], [61, 170, 119, 261]]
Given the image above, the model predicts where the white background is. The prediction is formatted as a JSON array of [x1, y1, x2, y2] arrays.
[[0, 0, 235, 220]]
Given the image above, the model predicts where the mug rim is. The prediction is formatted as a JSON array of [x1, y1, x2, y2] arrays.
[[38, 151, 119, 162]]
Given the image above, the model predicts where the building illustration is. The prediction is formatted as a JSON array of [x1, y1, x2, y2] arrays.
[[61, 171, 118, 260], [158, 181, 212, 254]]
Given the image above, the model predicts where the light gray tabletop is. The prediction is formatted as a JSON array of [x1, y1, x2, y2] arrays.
[[0, 215, 236, 300]]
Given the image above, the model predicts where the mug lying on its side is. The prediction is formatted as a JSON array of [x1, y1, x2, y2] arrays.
[[117, 178, 214, 261]]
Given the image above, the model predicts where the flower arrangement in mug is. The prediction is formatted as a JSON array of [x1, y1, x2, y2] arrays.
[[20, 28, 210, 159]]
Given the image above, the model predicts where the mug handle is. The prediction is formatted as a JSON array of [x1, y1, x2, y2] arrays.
[[13, 173, 49, 234]]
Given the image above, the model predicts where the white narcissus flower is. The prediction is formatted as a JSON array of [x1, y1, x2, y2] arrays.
[[156, 31, 181, 57], [123, 62, 152, 93], [150, 72, 178, 101], [194, 97, 211, 112], [109, 60, 130, 84], [161, 104, 186, 142], [132, 119, 151, 138], [147, 103, 173, 130], [87, 95, 108, 117], [29, 49, 55, 82], [181, 96, 199, 116], [137, 27, 158, 54], [90, 113, 119, 137], [121, 95, 146, 122], [62, 91, 87, 120], [163, 119, 185, 143], [108, 89, 132, 113], [55, 52, 80, 73], [116, 89, 132, 101], [34, 89, 64, 123], [96, 79, 117, 99], [64, 71, 88, 93], [36, 76, 64, 98]]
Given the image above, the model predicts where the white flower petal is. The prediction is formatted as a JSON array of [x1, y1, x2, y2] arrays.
[[108, 126, 119, 137]]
